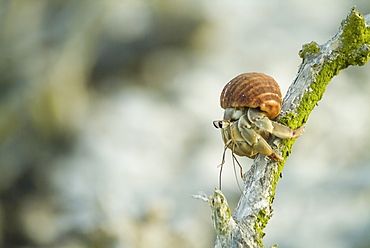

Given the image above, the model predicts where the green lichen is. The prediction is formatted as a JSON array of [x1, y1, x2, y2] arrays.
[[211, 189, 231, 236], [266, 56, 342, 206], [263, 6, 370, 239], [254, 210, 267, 247], [299, 41, 320, 59], [280, 6, 370, 145], [340, 7, 370, 66]]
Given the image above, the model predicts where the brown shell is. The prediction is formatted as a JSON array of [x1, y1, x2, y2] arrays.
[[220, 72, 282, 119]]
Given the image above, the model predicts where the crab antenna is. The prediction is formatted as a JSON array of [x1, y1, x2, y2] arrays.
[[231, 152, 248, 199], [218, 145, 228, 190]]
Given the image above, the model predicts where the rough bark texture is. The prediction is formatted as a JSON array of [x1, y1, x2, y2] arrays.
[[195, 6, 370, 248]]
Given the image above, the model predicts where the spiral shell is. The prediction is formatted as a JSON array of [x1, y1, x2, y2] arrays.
[[220, 72, 282, 119]]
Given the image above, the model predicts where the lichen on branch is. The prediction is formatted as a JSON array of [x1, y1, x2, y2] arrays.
[[196, 6, 370, 248]]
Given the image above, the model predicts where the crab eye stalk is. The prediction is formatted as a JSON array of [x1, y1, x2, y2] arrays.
[[213, 120, 229, 129]]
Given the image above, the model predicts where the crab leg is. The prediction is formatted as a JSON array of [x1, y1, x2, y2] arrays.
[[247, 108, 304, 139], [238, 115, 283, 161]]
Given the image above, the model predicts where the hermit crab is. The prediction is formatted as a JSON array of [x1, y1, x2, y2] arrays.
[[213, 72, 304, 162]]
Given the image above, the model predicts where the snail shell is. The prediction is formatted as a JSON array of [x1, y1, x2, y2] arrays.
[[220, 72, 282, 119]]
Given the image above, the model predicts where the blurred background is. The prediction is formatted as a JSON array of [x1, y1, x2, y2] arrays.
[[1, 1, 370, 247]]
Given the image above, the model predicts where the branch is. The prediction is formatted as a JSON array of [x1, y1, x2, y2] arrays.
[[196, 6, 370, 248]]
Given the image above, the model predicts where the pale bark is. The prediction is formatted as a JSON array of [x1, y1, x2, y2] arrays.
[[195, 6, 370, 248]]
